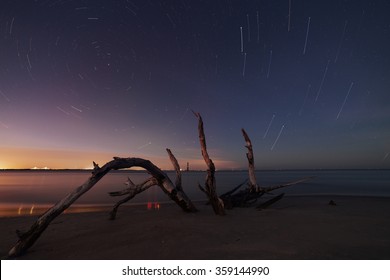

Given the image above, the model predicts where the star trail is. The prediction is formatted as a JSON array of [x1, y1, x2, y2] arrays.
[[0, 0, 389, 170]]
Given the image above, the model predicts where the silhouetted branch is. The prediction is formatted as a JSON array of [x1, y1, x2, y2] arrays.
[[193, 111, 225, 215], [109, 149, 186, 220], [242, 128, 261, 192], [108, 177, 158, 220], [263, 176, 315, 193], [256, 193, 285, 210], [166, 148, 182, 191]]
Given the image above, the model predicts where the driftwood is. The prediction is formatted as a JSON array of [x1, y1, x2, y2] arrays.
[[219, 128, 265, 208], [221, 176, 314, 209], [220, 129, 314, 209], [262, 176, 315, 193], [108, 177, 157, 220], [256, 193, 285, 210], [6, 157, 197, 259], [242, 129, 261, 192], [108, 148, 185, 220], [166, 148, 183, 191], [193, 112, 225, 216]]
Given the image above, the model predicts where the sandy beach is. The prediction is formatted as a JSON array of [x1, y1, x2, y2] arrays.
[[1, 195, 390, 260]]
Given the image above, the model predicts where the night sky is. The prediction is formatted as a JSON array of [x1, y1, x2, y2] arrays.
[[0, 0, 389, 170]]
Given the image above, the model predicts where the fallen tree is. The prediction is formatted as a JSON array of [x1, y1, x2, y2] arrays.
[[6, 157, 197, 259]]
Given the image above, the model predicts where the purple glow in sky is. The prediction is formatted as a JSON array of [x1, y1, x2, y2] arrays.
[[0, 0, 389, 170]]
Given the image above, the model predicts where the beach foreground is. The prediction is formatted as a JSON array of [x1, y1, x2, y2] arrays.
[[1, 195, 390, 260]]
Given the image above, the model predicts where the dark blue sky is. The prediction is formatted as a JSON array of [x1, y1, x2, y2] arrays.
[[0, 0, 389, 170]]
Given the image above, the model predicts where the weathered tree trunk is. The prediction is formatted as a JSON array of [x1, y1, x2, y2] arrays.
[[166, 148, 183, 191], [108, 149, 186, 220], [193, 112, 225, 215], [7, 157, 197, 259], [242, 128, 261, 192]]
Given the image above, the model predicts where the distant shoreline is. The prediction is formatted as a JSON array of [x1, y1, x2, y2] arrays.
[[2, 168, 390, 172]]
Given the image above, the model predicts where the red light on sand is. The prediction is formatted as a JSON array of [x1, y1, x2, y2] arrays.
[[147, 202, 160, 210]]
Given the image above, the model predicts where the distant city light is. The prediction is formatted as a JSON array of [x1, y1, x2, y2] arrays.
[[31, 167, 50, 170]]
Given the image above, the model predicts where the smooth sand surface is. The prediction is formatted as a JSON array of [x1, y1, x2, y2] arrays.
[[1, 195, 390, 259]]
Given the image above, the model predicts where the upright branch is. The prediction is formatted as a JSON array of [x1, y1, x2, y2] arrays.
[[219, 129, 315, 209], [241, 128, 261, 192], [7, 157, 197, 259], [193, 111, 225, 215], [166, 148, 182, 191]]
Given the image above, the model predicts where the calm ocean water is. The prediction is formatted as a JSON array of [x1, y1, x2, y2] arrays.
[[1, 169, 389, 217]]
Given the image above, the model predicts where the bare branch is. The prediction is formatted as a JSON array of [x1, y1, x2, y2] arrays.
[[166, 148, 182, 191], [256, 193, 285, 210], [263, 176, 315, 193], [198, 183, 208, 195], [194, 112, 225, 215], [220, 179, 248, 198], [109, 177, 158, 220], [241, 128, 261, 192], [110, 149, 187, 219]]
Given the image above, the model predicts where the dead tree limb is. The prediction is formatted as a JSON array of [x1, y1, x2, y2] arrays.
[[242, 128, 261, 192], [263, 176, 315, 193], [220, 179, 248, 198], [220, 129, 315, 209], [7, 157, 197, 259], [221, 176, 313, 209], [108, 177, 158, 220], [108, 149, 185, 220], [219, 179, 248, 209], [256, 193, 285, 210], [166, 148, 182, 191], [193, 112, 225, 215]]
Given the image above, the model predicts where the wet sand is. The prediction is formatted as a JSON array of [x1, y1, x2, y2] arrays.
[[1, 195, 390, 259]]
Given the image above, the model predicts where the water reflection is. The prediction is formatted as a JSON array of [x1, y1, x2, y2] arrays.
[[1, 170, 390, 217], [1, 203, 51, 217], [0, 202, 163, 217]]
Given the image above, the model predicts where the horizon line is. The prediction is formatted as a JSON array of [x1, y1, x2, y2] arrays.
[[2, 168, 389, 172]]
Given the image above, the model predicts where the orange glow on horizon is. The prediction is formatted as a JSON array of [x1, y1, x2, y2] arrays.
[[0, 146, 128, 169], [0, 146, 242, 170]]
